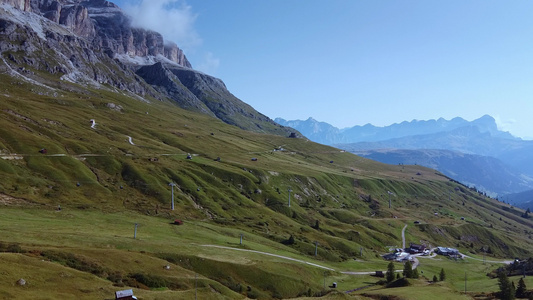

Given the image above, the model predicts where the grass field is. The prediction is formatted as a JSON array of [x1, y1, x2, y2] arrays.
[[0, 205, 531, 299]]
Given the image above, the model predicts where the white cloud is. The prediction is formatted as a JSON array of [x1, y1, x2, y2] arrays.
[[494, 115, 515, 132], [122, 0, 202, 52], [196, 52, 220, 74]]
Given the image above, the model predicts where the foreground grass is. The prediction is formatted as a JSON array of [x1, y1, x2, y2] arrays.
[[360, 280, 472, 300], [0, 206, 338, 298], [0, 206, 527, 299]]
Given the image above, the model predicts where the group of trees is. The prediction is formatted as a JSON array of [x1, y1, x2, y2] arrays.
[[402, 261, 419, 279], [498, 270, 530, 300], [432, 268, 446, 283], [385, 261, 531, 299], [385, 261, 441, 283]]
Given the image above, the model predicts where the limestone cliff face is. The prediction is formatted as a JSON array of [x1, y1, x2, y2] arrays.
[[2, 0, 30, 11], [0, 0, 191, 67]]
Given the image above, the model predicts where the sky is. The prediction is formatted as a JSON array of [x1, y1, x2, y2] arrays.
[[113, 0, 533, 140]]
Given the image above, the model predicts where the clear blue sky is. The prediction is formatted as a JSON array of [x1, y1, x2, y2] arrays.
[[114, 0, 533, 139]]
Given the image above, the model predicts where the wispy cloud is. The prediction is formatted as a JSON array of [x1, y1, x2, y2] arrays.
[[196, 52, 220, 74], [121, 0, 219, 73], [122, 0, 201, 51], [494, 115, 516, 133]]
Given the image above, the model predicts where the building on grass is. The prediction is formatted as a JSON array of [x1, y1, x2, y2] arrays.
[[115, 289, 137, 300], [409, 243, 426, 254], [436, 247, 459, 256]]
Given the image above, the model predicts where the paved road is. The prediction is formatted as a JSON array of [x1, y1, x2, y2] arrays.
[[401, 224, 407, 249], [201, 244, 418, 275], [200, 234, 511, 278], [201, 244, 335, 271]]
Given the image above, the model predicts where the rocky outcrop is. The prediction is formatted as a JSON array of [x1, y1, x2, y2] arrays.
[[135, 62, 291, 134], [2, 0, 30, 11], [58, 3, 94, 37], [136, 62, 213, 115], [169, 66, 282, 131]]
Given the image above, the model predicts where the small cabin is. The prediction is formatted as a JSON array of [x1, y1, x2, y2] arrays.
[[115, 289, 137, 300], [436, 247, 459, 256]]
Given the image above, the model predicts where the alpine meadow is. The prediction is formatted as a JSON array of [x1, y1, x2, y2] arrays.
[[0, 1, 532, 299]]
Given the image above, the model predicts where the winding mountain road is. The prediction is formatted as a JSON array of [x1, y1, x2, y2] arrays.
[[199, 223, 508, 281], [201, 244, 335, 271], [401, 224, 407, 249], [201, 242, 419, 276]]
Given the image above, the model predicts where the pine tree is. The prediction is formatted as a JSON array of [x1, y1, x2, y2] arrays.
[[403, 260, 413, 278], [523, 208, 531, 219], [412, 268, 419, 279], [498, 270, 515, 300], [439, 268, 446, 281], [516, 277, 527, 298], [313, 220, 320, 230], [432, 275, 438, 282], [386, 261, 395, 283]]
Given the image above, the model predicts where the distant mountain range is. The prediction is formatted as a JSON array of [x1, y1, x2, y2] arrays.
[[506, 190, 533, 212], [275, 115, 516, 145], [276, 115, 533, 197]]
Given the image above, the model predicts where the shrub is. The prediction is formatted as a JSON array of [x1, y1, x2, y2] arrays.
[[282, 235, 296, 245], [386, 277, 410, 288], [40, 251, 106, 277], [6, 243, 23, 253]]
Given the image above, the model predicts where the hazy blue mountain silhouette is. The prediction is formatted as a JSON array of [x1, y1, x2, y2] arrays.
[[275, 115, 516, 145], [277, 115, 533, 196]]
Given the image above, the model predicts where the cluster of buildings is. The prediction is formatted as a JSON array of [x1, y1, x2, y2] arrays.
[[383, 243, 460, 261]]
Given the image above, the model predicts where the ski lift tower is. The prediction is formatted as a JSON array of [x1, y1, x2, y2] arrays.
[[169, 182, 176, 210]]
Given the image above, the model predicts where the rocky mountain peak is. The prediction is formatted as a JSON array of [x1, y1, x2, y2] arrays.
[[1, 0, 191, 67]]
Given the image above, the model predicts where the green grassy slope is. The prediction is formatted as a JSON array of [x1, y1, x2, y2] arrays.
[[0, 69, 532, 299]]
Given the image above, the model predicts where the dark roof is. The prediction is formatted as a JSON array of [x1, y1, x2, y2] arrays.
[[410, 244, 425, 249]]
